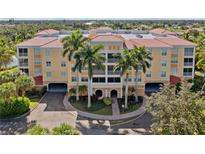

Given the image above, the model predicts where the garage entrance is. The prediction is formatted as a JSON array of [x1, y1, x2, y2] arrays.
[[145, 83, 164, 94], [48, 83, 67, 92]]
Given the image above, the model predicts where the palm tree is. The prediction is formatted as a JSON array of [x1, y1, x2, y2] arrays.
[[78, 44, 105, 108], [114, 49, 135, 109], [62, 30, 88, 101], [196, 50, 205, 94], [132, 46, 153, 101], [15, 73, 34, 97]]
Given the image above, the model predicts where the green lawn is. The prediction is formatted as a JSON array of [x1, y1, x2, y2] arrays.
[[70, 99, 112, 115]]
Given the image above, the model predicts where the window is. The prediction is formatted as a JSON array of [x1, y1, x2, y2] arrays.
[[34, 48, 41, 56], [72, 77, 77, 82], [61, 61, 66, 67], [160, 71, 166, 77], [46, 61, 51, 67], [108, 45, 112, 50], [171, 56, 178, 63], [61, 72, 66, 77], [81, 77, 88, 82], [19, 48, 28, 57], [184, 48, 194, 56], [171, 67, 177, 74], [35, 68, 42, 76], [134, 76, 141, 82], [184, 58, 193, 66], [35, 59, 41, 65], [124, 77, 132, 82], [183, 68, 192, 76], [19, 59, 28, 67], [108, 53, 118, 63], [45, 49, 51, 57], [161, 48, 167, 56], [93, 77, 105, 83], [117, 46, 120, 50], [46, 72, 52, 78], [108, 77, 120, 83], [108, 65, 120, 75], [146, 71, 151, 78], [161, 60, 167, 67]]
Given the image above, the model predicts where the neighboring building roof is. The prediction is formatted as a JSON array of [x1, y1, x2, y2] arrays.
[[91, 35, 124, 42], [156, 37, 195, 46], [150, 28, 177, 35], [35, 29, 59, 36], [16, 37, 57, 47], [41, 39, 63, 48], [128, 38, 173, 48]]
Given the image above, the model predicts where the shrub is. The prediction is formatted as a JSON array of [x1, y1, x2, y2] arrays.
[[39, 86, 47, 96], [27, 125, 50, 135], [0, 97, 30, 118], [52, 123, 79, 135], [103, 97, 112, 106]]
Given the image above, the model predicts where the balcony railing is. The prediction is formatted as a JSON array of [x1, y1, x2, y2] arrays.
[[183, 72, 192, 76], [19, 53, 28, 57], [171, 60, 178, 64], [184, 62, 193, 66], [108, 70, 120, 75], [108, 58, 118, 63], [93, 70, 105, 75], [19, 63, 28, 67]]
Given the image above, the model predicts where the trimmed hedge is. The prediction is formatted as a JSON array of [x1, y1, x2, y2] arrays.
[[0, 97, 30, 118]]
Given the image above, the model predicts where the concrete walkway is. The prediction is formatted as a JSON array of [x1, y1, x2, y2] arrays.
[[112, 98, 120, 116], [64, 93, 146, 121]]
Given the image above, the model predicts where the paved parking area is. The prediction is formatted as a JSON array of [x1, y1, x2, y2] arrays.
[[0, 92, 77, 135]]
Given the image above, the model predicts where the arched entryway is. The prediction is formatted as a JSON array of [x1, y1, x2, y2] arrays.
[[111, 90, 118, 98], [95, 89, 103, 98]]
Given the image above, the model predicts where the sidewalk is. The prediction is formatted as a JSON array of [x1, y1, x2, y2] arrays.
[[63, 94, 146, 120]]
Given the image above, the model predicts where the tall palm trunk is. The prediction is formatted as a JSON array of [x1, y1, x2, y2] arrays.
[[201, 78, 205, 94], [87, 77, 92, 108], [76, 69, 79, 101], [135, 72, 139, 102], [125, 73, 128, 109]]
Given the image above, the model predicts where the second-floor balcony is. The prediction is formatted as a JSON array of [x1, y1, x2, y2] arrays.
[[184, 62, 193, 66], [108, 70, 120, 75]]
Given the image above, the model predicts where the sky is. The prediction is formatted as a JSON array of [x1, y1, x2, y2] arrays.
[[0, 0, 204, 19]]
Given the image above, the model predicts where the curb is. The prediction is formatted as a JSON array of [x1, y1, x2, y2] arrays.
[[65, 94, 146, 121], [0, 93, 48, 122]]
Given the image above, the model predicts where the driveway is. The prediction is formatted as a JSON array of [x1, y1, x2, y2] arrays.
[[0, 92, 77, 135]]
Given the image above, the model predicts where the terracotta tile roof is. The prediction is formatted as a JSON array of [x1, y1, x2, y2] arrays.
[[91, 35, 124, 42], [35, 29, 59, 36], [41, 39, 62, 48], [16, 37, 57, 47], [156, 37, 195, 46], [150, 28, 177, 35], [129, 38, 173, 48]]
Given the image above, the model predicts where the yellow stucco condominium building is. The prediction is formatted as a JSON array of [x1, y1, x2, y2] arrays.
[[17, 28, 195, 98]]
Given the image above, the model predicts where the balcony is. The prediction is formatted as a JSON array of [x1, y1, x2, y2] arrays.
[[183, 72, 192, 76], [108, 70, 120, 75], [108, 58, 118, 63], [19, 62, 28, 67], [184, 62, 193, 66], [93, 70, 105, 75]]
